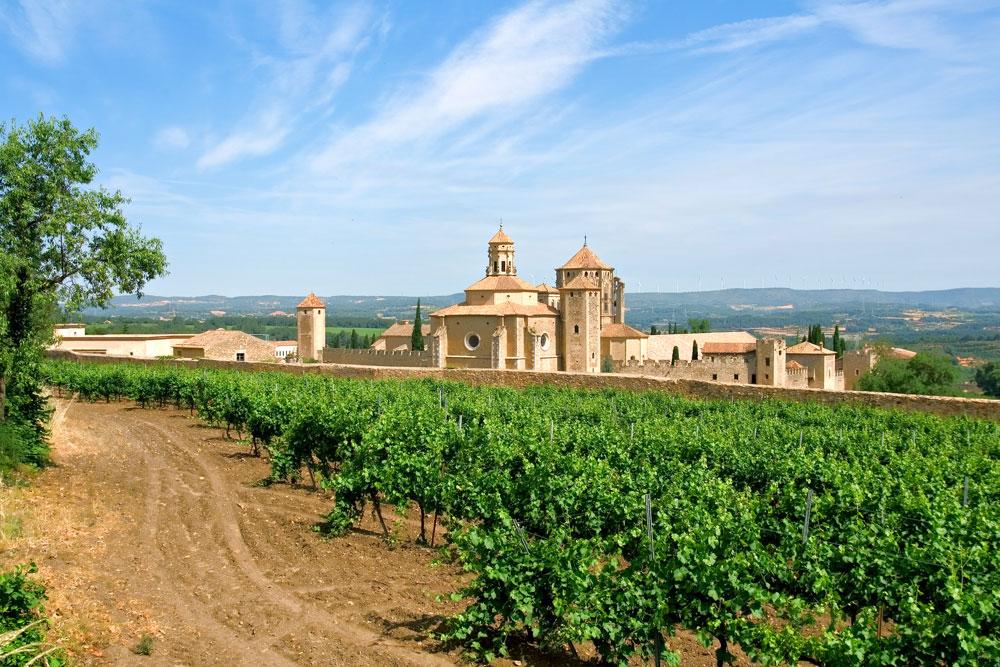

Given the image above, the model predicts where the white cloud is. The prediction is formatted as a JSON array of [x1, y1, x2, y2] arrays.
[[195, 2, 377, 170], [310, 0, 626, 171], [0, 0, 79, 65], [676, 14, 822, 54], [153, 126, 191, 150]]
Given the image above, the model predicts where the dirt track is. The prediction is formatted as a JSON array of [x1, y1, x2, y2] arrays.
[[0, 397, 745, 666]]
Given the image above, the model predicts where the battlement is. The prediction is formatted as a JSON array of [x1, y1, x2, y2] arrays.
[[322, 347, 436, 368]]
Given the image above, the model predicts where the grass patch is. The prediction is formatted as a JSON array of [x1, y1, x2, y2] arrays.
[[132, 633, 155, 655]]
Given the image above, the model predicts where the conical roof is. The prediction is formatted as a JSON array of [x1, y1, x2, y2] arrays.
[[559, 244, 611, 270], [297, 293, 325, 308], [489, 227, 513, 244]]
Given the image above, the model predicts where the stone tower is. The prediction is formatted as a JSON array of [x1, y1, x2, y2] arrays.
[[296, 293, 326, 362], [755, 338, 786, 387], [559, 275, 601, 373], [486, 225, 516, 276]]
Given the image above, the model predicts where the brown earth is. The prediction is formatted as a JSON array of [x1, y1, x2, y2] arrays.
[[0, 397, 751, 666]]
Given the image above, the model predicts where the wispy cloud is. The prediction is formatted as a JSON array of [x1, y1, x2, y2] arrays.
[[310, 0, 627, 171], [153, 126, 191, 151], [0, 0, 81, 65], [196, 2, 378, 170]]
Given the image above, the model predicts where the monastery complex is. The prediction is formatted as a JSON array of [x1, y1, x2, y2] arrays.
[[52, 227, 902, 393]]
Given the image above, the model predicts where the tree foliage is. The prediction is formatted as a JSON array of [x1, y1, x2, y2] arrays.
[[411, 299, 425, 351], [857, 351, 958, 396], [974, 361, 1000, 398], [0, 114, 166, 462]]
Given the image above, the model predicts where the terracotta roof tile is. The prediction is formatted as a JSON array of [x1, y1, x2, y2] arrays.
[[297, 293, 325, 308], [465, 275, 538, 291], [702, 342, 757, 354], [379, 321, 431, 337], [786, 360, 805, 370], [489, 227, 513, 244], [173, 329, 266, 349], [559, 245, 611, 270], [536, 283, 558, 293], [430, 302, 559, 317], [560, 275, 600, 290], [600, 323, 649, 339], [787, 341, 835, 355]]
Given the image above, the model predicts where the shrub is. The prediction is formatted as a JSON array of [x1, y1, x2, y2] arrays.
[[0, 564, 60, 666]]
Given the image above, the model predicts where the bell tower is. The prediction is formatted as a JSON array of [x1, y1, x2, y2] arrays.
[[486, 225, 516, 276]]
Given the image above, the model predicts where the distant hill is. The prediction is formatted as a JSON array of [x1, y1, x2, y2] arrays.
[[86, 287, 1000, 319]]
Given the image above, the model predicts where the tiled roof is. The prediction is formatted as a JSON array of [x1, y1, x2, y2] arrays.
[[536, 283, 558, 293], [891, 347, 917, 360], [271, 340, 297, 347], [600, 323, 649, 339], [430, 302, 559, 317], [560, 275, 600, 290], [297, 293, 325, 308], [489, 227, 513, 244], [787, 341, 835, 355], [465, 275, 538, 291], [786, 360, 805, 370], [558, 245, 611, 270], [379, 321, 431, 337], [173, 329, 264, 349], [646, 332, 757, 362], [702, 342, 757, 354]]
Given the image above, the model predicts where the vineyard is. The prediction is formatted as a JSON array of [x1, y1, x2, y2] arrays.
[[42, 360, 1000, 666]]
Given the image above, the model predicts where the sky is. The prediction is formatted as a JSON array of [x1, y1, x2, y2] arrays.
[[2, 0, 999, 297]]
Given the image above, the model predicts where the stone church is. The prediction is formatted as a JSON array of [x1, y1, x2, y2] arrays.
[[425, 227, 647, 372]]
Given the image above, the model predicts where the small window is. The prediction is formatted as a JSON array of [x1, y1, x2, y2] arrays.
[[574, 325, 579, 334], [494, 261, 498, 272], [465, 333, 481, 351], [236, 352, 245, 362], [855, 369, 860, 375], [318, 310, 322, 315], [712, 373, 718, 381], [540, 332, 550, 350], [765, 357, 770, 367], [501, 261, 506, 271], [765, 374, 769, 380], [734, 373, 739, 381]]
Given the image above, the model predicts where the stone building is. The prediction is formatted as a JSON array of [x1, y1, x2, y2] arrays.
[[52, 332, 195, 357], [296, 293, 326, 362], [172, 329, 277, 362], [786, 341, 841, 390], [370, 320, 431, 352]]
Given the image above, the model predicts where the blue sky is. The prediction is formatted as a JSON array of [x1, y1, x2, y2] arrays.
[[3, 0, 999, 296]]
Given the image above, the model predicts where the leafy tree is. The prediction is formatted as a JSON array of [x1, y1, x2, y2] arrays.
[[692, 340, 699, 360], [857, 351, 958, 396], [350, 329, 359, 349], [688, 318, 710, 333], [649, 325, 658, 335], [671, 345, 680, 365], [411, 298, 425, 351], [975, 361, 1000, 398], [0, 115, 166, 456]]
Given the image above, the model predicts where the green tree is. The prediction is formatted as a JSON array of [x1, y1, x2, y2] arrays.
[[411, 298, 425, 351], [671, 345, 680, 365], [650, 325, 658, 335], [692, 340, 699, 361], [350, 329, 359, 349], [688, 318, 710, 333], [832, 325, 842, 357], [975, 361, 1000, 398], [0, 115, 166, 454], [857, 351, 958, 396]]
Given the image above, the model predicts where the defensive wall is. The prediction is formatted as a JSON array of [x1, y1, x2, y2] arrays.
[[44, 349, 1000, 422], [321, 347, 436, 368]]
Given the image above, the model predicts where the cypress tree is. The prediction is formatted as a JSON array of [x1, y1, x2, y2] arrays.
[[350, 329, 359, 348], [650, 325, 658, 335], [692, 340, 699, 360], [832, 325, 842, 357], [671, 345, 680, 365], [411, 299, 425, 351]]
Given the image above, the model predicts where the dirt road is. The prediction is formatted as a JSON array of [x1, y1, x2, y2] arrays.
[[5, 397, 471, 665]]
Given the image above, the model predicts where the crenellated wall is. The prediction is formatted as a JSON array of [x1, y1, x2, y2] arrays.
[[612, 356, 754, 383], [321, 347, 435, 367], [45, 349, 1000, 422]]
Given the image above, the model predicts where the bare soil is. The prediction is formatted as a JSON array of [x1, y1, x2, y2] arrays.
[[0, 397, 751, 666]]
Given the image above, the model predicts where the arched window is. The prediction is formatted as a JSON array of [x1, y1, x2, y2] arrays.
[[574, 325, 579, 334]]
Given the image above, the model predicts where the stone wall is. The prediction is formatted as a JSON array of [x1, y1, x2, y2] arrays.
[[44, 349, 1000, 422], [321, 347, 435, 368], [613, 356, 754, 383]]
